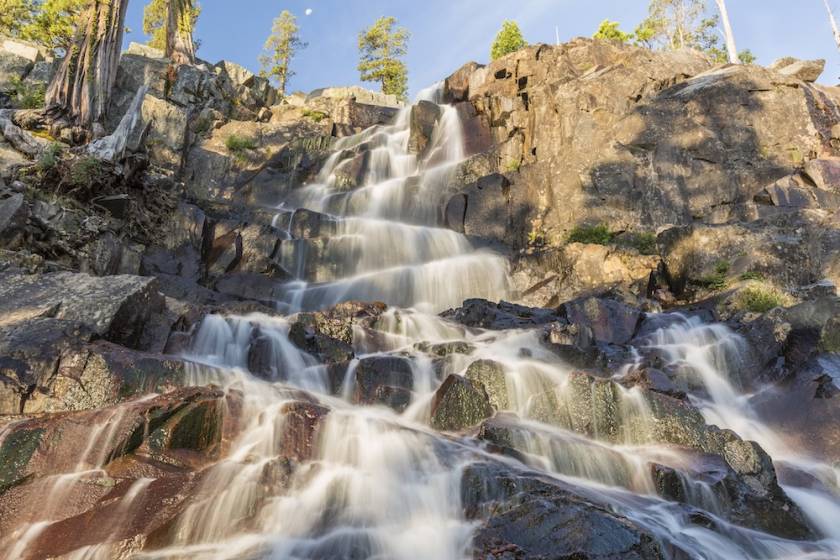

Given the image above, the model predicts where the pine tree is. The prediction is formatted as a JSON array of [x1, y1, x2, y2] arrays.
[[45, 0, 129, 135], [593, 20, 633, 43], [357, 16, 409, 101], [0, 0, 37, 40], [260, 10, 306, 97], [0, 0, 88, 51], [490, 20, 526, 61]]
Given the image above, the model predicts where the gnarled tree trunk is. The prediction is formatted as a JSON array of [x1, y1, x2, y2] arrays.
[[166, 0, 196, 65], [45, 0, 130, 136]]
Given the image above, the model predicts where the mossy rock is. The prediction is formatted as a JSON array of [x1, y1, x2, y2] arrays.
[[465, 359, 509, 411], [430, 375, 493, 431], [0, 427, 44, 493]]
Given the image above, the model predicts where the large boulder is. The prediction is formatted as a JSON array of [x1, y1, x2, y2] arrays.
[[0, 51, 33, 92], [407, 100, 441, 156], [0, 271, 165, 347], [351, 355, 414, 411], [462, 462, 671, 559], [770, 57, 825, 82]]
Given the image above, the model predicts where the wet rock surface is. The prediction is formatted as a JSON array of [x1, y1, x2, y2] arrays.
[[0, 35, 839, 560]]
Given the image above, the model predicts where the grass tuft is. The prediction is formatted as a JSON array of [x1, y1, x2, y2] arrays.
[[733, 283, 794, 313], [225, 134, 258, 161], [568, 224, 613, 245]]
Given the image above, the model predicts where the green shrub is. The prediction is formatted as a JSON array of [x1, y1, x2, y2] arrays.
[[225, 134, 258, 153], [568, 224, 612, 245], [620, 232, 657, 255], [10, 77, 45, 109], [68, 156, 105, 186], [505, 159, 521, 173], [733, 283, 793, 313], [698, 260, 731, 291], [35, 143, 63, 173], [225, 134, 258, 161], [302, 109, 329, 123], [527, 228, 546, 247], [739, 271, 765, 282]]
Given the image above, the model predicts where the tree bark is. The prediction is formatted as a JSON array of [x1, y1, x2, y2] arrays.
[[45, 0, 129, 133], [824, 0, 840, 51], [166, 0, 195, 65], [714, 0, 739, 64]]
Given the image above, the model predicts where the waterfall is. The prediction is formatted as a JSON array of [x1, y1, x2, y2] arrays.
[[7, 88, 840, 560], [274, 82, 509, 314]]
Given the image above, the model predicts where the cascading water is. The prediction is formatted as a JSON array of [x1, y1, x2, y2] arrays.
[[275, 83, 509, 313], [6, 88, 840, 560]]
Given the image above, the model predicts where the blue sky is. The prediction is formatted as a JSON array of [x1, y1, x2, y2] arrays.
[[123, 1, 840, 96]]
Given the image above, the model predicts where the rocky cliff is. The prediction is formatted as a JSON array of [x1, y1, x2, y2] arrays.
[[0, 36, 839, 559]]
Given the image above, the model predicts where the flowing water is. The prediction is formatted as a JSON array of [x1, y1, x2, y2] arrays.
[[5, 86, 840, 560]]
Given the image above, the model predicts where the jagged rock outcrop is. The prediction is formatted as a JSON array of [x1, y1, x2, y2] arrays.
[[436, 40, 840, 303]]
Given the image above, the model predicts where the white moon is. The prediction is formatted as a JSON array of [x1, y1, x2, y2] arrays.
[[305, 8, 313, 15]]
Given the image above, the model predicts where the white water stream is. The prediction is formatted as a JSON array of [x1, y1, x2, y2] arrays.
[[4, 86, 840, 560]]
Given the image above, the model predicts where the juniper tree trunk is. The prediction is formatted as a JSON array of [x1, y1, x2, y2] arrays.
[[166, 0, 195, 65], [45, 0, 129, 134], [714, 0, 739, 64]]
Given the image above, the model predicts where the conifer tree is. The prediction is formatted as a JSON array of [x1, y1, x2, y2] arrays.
[[358, 16, 410, 101]]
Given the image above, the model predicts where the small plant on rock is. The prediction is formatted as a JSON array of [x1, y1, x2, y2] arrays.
[[9, 76, 46, 109], [733, 283, 794, 313], [568, 224, 612, 245], [619, 232, 657, 255], [225, 134, 258, 160], [68, 156, 106, 187], [698, 260, 730, 291], [35, 143, 63, 173], [739, 271, 765, 282], [302, 109, 328, 123]]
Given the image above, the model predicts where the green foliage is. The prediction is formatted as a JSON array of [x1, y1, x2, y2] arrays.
[[490, 20, 526, 61], [0, 0, 88, 50], [0, 0, 37, 39], [225, 134, 257, 160], [143, 0, 201, 51], [9, 76, 45, 109], [504, 159, 521, 173], [358, 16, 410, 101], [23, 0, 89, 50], [35, 142, 62, 172], [632, 0, 754, 63], [733, 284, 793, 313], [568, 224, 612, 245], [621, 232, 658, 255], [68, 156, 105, 187], [707, 46, 757, 64], [593, 20, 633, 43], [302, 109, 328, 123], [738, 271, 765, 281], [527, 228, 546, 247], [698, 260, 731, 291], [737, 49, 756, 64], [260, 10, 306, 96]]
